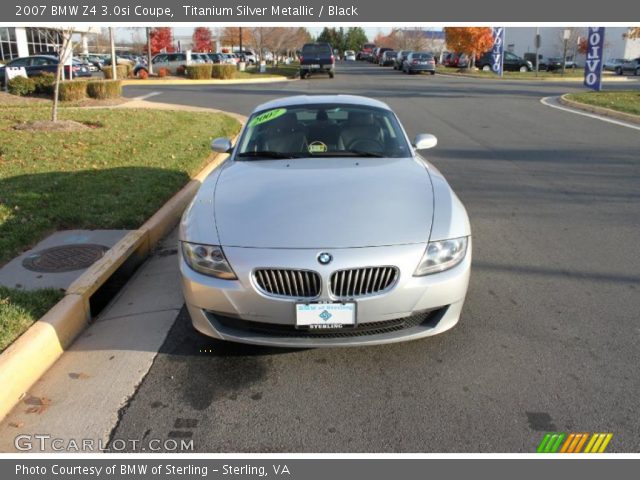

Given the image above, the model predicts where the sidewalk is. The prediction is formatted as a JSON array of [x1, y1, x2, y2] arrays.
[[0, 228, 183, 452]]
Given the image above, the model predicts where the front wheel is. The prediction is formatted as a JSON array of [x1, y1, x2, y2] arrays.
[[430, 70, 435, 75], [636, 68, 640, 76], [482, 65, 491, 72], [615, 67, 623, 75], [519, 66, 528, 72]]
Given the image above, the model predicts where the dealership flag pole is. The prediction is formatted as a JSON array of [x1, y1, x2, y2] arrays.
[[491, 27, 504, 77], [583, 27, 605, 91]]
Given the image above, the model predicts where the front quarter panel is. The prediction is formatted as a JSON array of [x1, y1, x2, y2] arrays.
[[421, 157, 471, 242], [179, 164, 227, 245]]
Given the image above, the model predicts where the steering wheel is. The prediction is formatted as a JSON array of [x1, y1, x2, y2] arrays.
[[347, 138, 384, 152]]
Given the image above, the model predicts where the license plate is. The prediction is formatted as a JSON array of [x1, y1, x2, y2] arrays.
[[296, 303, 356, 329], [309, 64, 321, 69]]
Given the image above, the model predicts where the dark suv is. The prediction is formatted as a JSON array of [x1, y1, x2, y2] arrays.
[[476, 51, 532, 72], [299, 43, 335, 79]]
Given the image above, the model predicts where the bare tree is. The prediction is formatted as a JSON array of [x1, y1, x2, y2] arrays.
[[51, 28, 75, 122], [29, 27, 75, 122]]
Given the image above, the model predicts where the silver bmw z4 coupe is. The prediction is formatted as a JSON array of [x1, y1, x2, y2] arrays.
[[179, 95, 471, 347]]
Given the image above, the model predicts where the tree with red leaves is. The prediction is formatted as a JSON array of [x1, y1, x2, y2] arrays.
[[149, 27, 174, 55], [444, 27, 493, 69], [192, 27, 213, 52]]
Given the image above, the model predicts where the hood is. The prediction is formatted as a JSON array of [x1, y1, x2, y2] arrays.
[[214, 157, 434, 248]]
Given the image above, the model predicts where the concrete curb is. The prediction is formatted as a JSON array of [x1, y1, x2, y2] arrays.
[[436, 71, 637, 82], [121, 76, 293, 86], [559, 94, 640, 125], [0, 116, 245, 421]]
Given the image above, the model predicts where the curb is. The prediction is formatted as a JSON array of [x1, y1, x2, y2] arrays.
[[0, 120, 245, 421], [436, 71, 636, 82], [559, 94, 640, 125], [120, 76, 293, 86]]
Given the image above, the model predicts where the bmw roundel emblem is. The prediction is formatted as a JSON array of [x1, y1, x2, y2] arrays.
[[317, 252, 333, 265]]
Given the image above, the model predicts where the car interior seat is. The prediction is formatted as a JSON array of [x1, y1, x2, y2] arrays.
[[340, 111, 383, 150], [258, 112, 308, 153]]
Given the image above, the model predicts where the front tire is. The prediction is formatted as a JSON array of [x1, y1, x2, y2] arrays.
[[482, 65, 491, 72], [430, 70, 436, 75], [615, 67, 623, 76], [519, 65, 528, 72]]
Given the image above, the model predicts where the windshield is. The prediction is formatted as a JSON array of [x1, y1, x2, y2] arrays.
[[236, 104, 411, 159]]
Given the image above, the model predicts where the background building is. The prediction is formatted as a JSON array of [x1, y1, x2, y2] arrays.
[[0, 27, 100, 62], [504, 27, 640, 62]]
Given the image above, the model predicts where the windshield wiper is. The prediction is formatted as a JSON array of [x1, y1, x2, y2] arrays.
[[307, 150, 386, 158], [237, 151, 302, 160]]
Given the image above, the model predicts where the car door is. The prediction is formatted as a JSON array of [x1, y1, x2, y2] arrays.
[[152, 54, 168, 71], [503, 52, 519, 71], [29, 56, 58, 76]]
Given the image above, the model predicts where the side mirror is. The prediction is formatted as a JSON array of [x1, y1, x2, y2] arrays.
[[211, 137, 233, 153], [413, 134, 438, 150]]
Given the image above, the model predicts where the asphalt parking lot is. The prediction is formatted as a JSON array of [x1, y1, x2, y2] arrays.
[[113, 61, 640, 452]]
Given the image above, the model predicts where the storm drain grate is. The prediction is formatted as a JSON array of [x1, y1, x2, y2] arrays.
[[22, 244, 110, 273]]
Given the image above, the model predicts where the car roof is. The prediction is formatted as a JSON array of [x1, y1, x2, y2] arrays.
[[254, 95, 392, 113]]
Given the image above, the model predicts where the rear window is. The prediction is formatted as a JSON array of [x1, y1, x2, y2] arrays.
[[302, 44, 331, 55], [413, 53, 433, 60]]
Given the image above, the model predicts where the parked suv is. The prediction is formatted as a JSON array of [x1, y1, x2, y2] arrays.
[[616, 57, 640, 76], [235, 50, 257, 64], [134, 52, 190, 76], [299, 43, 335, 79], [476, 51, 532, 72]]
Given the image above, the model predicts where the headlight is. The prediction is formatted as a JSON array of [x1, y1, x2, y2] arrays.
[[181, 242, 237, 280], [414, 237, 468, 276]]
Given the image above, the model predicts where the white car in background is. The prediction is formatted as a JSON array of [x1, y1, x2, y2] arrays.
[[345, 50, 356, 61]]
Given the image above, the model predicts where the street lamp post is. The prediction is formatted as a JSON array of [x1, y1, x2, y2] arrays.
[[146, 27, 153, 75], [535, 27, 541, 77], [562, 28, 571, 76]]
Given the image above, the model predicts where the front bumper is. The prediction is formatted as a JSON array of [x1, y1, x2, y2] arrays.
[[180, 241, 471, 347]]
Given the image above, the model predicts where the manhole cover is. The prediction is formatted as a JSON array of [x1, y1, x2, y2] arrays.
[[22, 244, 110, 273]]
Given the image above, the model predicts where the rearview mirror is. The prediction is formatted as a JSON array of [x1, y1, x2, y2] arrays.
[[211, 137, 233, 153], [413, 134, 438, 150]]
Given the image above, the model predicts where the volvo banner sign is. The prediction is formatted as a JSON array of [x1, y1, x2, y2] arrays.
[[584, 27, 605, 91], [491, 27, 505, 76]]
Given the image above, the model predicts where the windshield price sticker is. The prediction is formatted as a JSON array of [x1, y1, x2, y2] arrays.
[[249, 108, 287, 127]]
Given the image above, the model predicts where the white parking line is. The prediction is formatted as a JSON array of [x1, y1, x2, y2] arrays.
[[540, 96, 640, 131], [133, 91, 162, 101]]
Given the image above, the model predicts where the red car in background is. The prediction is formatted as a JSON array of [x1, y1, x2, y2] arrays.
[[443, 53, 470, 68], [358, 43, 376, 61]]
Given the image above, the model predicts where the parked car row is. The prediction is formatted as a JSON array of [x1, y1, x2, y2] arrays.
[[0, 54, 92, 85], [372, 48, 437, 75], [132, 51, 245, 76]]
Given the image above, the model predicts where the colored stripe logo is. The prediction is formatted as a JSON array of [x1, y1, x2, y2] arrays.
[[537, 433, 613, 453]]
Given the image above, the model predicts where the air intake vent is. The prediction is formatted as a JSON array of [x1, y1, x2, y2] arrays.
[[254, 269, 321, 299], [330, 266, 398, 299]]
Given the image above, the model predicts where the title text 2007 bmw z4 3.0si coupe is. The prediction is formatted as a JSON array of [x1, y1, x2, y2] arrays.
[[179, 95, 471, 347]]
